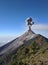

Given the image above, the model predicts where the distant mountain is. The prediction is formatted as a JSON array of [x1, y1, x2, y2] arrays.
[[0, 30, 37, 55], [0, 30, 48, 65]]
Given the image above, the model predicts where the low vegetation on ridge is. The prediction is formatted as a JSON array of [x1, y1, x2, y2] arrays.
[[0, 36, 48, 65]]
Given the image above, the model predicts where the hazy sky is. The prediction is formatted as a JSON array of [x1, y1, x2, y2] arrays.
[[0, 0, 48, 46]]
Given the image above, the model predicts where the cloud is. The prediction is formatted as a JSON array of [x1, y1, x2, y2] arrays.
[[32, 24, 48, 31], [32, 24, 48, 38], [0, 36, 16, 46]]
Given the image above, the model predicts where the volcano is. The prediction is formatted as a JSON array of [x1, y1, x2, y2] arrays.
[[0, 17, 48, 65], [0, 29, 48, 55], [0, 30, 39, 55]]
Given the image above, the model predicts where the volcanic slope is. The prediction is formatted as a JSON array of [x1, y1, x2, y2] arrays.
[[0, 30, 48, 65]]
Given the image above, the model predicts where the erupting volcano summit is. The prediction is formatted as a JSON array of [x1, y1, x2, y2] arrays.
[[26, 17, 34, 31]]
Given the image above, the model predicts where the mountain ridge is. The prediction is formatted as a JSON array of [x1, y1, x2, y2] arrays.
[[0, 30, 48, 55], [0, 30, 37, 55], [0, 30, 48, 65]]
